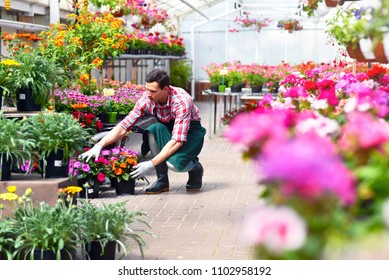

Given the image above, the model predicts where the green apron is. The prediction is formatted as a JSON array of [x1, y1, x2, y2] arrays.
[[142, 121, 206, 172]]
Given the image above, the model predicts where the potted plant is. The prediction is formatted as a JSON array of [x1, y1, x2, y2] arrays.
[[245, 72, 265, 93], [0, 218, 15, 260], [6, 187, 84, 260], [325, 7, 374, 61], [22, 111, 90, 178], [365, 0, 389, 63], [102, 145, 139, 195], [68, 151, 110, 199], [227, 70, 244, 92], [203, 62, 223, 91], [0, 112, 35, 181], [78, 199, 152, 260], [7, 46, 66, 111], [0, 58, 20, 108]]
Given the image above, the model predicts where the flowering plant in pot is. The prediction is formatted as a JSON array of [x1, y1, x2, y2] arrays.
[[2, 35, 67, 109], [0, 58, 20, 104], [325, 7, 372, 53], [22, 111, 90, 178], [78, 199, 152, 259], [1, 187, 84, 260], [68, 150, 110, 198], [101, 146, 139, 195]]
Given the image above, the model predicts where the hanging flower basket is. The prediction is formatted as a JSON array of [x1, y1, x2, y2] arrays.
[[325, 0, 338, 7], [277, 19, 303, 33]]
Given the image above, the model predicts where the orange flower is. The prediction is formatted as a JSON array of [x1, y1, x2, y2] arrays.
[[70, 103, 87, 110], [115, 168, 123, 175]]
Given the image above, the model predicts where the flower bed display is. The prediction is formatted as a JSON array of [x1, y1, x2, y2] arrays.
[[223, 61, 389, 259]]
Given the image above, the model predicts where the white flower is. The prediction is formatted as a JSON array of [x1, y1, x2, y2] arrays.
[[242, 205, 307, 254], [296, 115, 340, 137], [311, 99, 328, 110]]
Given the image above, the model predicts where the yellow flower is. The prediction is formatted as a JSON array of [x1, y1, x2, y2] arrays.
[[0, 203, 4, 210], [0, 192, 19, 201], [6, 185, 17, 193], [1, 59, 20, 66], [25, 188, 33, 197], [358, 185, 374, 200], [63, 186, 83, 194]]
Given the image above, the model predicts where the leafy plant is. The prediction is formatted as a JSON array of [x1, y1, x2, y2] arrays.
[[10, 188, 84, 260], [227, 70, 244, 87], [325, 7, 372, 49], [7, 46, 66, 107], [0, 218, 15, 260], [78, 199, 153, 259], [170, 60, 192, 90], [22, 111, 90, 161], [0, 112, 35, 178]]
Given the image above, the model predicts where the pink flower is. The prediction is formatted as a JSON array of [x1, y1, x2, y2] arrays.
[[224, 108, 291, 153], [339, 111, 389, 151], [242, 205, 307, 253], [81, 164, 90, 172], [97, 172, 106, 182], [258, 133, 356, 205]]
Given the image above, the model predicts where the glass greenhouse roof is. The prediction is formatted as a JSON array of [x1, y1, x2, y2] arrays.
[[154, 0, 302, 20]]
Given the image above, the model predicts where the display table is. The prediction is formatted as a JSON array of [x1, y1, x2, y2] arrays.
[[201, 90, 240, 138], [0, 174, 75, 218]]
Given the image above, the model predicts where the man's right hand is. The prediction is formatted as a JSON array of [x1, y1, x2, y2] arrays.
[[79, 144, 103, 162]]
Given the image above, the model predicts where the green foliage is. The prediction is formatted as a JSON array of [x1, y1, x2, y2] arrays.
[[245, 72, 265, 86], [23, 111, 90, 160], [112, 99, 135, 115], [227, 71, 244, 87], [0, 218, 15, 260], [8, 47, 66, 107], [12, 198, 84, 260], [78, 199, 153, 259], [325, 8, 371, 49], [170, 60, 192, 90], [0, 112, 35, 174]]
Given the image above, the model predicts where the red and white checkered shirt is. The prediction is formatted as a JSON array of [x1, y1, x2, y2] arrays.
[[120, 86, 201, 142]]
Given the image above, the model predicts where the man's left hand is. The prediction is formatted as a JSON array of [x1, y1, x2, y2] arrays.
[[130, 160, 155, 179]]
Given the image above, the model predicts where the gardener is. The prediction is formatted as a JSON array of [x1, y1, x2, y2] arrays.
[[80, 69, 206, 194]]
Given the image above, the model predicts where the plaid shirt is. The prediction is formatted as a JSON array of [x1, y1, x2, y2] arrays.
[[120, 86, 201, 142]]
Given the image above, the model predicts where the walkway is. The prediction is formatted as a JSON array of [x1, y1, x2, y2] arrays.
[[95, 101, 261, 260]]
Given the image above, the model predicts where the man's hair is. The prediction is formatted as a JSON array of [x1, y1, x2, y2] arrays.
[[146, 69, 170, 89]]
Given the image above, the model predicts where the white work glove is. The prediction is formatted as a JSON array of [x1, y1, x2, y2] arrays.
[[79, 144, 102, 162], [130, 160, 155, 179]]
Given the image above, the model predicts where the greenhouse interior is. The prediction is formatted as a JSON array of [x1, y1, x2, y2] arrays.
[[1, 0, 389, 262]]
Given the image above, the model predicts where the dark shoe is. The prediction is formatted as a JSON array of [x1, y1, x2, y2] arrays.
[[186, 160, 203, 191], [145, 162, 169, 194]]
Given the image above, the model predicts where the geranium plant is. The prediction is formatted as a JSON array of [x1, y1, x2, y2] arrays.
[[277, 19, 303, 33], [233, 11, 270, 32]]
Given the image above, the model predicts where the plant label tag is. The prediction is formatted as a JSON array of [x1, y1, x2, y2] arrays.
[[88, 189, 94, 194], [54, 160, 62, 167], [103, 88, 115, 96], [19, 94, 26, 100]]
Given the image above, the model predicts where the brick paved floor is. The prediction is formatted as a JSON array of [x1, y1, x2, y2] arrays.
[[94, 101, 262, 260]]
